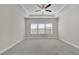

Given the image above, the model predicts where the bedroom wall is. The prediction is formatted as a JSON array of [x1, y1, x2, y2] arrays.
[[0, 5, 25, 53], [25, 17, 58, 39], [59, 5, 79, 48]]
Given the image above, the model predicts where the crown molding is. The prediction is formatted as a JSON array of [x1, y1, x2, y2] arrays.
[[17, 4, 69, 17]]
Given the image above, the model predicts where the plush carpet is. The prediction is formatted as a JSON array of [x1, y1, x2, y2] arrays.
[[2, 39, 79, 55]]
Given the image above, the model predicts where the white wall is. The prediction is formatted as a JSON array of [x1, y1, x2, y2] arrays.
[[25, 18, 58, 39], [59, 5, 79, 48], [0, 5, 25, 53]]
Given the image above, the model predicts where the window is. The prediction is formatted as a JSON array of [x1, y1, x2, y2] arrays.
[[31, 24, 37, 34], [46, 24, 52, 34], [31, 23, 53, 34], [38, 24, 44, 34]]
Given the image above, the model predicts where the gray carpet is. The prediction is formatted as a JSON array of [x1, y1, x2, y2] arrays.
[[2, 39, 79, 55]]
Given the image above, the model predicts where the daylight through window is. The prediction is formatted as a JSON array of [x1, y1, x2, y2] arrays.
[[31, 23, 53, 34]]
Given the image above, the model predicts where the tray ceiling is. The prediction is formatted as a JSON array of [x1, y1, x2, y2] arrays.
[[19, 4, 68, 16]]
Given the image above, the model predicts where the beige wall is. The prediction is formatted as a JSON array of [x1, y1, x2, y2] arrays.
[[0, 5, 25, 53], [59, 5, 79, 48]]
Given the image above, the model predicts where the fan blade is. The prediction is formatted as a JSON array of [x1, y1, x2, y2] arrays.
[[37, 5, 42, 8], [42, 4, 45, 8], [45, 4, 51, 8], [46, 10, 52, 12], [35, 10, 41, 12]]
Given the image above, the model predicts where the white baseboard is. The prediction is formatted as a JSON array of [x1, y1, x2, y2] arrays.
[[0, 39, 24, 55], [24, 36, 57, 39], [61, 39, 79, 49]]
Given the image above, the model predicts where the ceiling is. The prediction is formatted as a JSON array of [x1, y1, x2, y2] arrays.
[[19, 4, 67, 17]]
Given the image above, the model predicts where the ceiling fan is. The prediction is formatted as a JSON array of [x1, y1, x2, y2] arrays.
[[35, 4, 52, 13]]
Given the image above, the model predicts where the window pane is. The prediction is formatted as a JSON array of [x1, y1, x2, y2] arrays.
[[46, 24, 53, 34], [38, 24, 44, 34], [31, 24, 37, 34]]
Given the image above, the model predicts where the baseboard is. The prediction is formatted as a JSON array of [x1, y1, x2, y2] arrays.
[[0, 39, 24, 55], [60, 39, 79, 49], [25, 36, 57, 39]]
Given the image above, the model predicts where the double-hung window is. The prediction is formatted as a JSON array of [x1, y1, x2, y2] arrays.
[[31, 24, 37, 34], [46, 24, 52, 34], [38, 24, 44, 34]]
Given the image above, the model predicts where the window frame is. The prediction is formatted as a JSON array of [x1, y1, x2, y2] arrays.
[[30, 23, 53, 34]]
